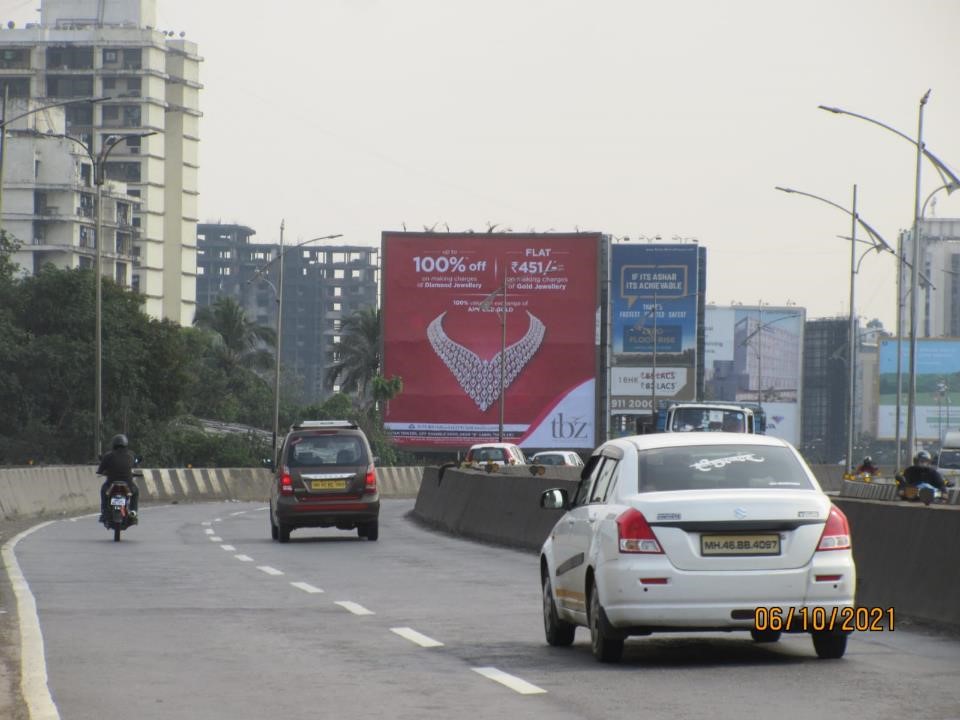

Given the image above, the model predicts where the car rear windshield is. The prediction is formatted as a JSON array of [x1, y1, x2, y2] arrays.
[[469, 447, 509, 462], [670, 407, 747, 432], [534, 454, 563, 465], [938, 449, 960, 469], [636, 445, 814, 493], [287, 434, 366, 467]]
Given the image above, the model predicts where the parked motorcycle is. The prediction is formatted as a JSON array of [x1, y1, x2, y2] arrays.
[[103, 470, 142, 541]]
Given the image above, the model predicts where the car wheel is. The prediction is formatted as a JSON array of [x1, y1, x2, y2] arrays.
[[589, 583, 623, 663], [363, 520, 379, 541], [750, 628, 782, 643], [811, 631, 847, 659], [278, 522, 291, 543], [270, 508, 279, 541], [919, 487, 934, 506], [542, 574, 575, 647]]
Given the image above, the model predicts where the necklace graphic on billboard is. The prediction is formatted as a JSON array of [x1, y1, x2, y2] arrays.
[[426, 311, 546, 411]]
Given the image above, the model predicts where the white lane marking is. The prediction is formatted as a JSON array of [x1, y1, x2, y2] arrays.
[[229, 511, 246, 517], [290, 582, 324, 594], [220, 544, 236, 551], [2, 522, 62, 719], [202, 522, 212, 527], [257, 566, 284, 576], [209, 536, 223, 542], [214, 518, 223, 522], [335, 601, 375, 616], [204, 529, 214, 535], [234, 554, 254, 562], [390, 627, 444, 648], [472, 667, 547, 695]]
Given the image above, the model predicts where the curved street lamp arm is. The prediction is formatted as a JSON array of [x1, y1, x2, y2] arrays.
[[0, 95, 111, 129], [774, 186, 894, 253], [251, 232, 344, 277], [818, 104, 960, 192]]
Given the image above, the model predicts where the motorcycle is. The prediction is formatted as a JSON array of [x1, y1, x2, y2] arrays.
[[895, 473, 953, 506], [103, 470, 142, 541]]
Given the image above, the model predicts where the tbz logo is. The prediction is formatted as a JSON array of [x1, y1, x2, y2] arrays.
[[550, 413, 589, 439]]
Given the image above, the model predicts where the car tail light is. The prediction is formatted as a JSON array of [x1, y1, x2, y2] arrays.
[[617, 508, 663, 554], [816, 506, 851, 551], [363, 464, 376, 494], [280, 468, 294, 496]]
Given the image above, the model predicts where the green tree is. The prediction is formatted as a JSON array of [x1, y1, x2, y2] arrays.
[[193, 295, 276, 372], [325, 306, 381, 400]]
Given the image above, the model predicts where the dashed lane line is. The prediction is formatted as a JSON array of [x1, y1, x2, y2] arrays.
[[220, 544, 236, 551], [335, 601, 375, 616], [257, 566, 284, 576], [204, 529, 214, 535], [390, 627, 444, 648], [472, 667, 547, 695], [210, 536, 223, 542], [234, 554, 254, 562], [290, 582, 324, 594]]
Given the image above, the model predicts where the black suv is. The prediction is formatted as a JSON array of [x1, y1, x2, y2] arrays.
[[269, 421, 379, 542]]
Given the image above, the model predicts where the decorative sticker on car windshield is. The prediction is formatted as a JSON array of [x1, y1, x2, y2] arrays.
[[690, 453, 766, 472]]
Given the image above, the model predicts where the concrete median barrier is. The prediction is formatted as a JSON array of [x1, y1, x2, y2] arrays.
[[0, 466, 424, 522]]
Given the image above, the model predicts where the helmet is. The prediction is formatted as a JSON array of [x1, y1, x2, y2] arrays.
[[862, 456, 873, 464], [111, 434, 129, 449], [914, 450, 931, 464]]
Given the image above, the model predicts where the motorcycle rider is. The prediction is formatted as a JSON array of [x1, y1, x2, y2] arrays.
[[898, 450, 948, 504], [97, 434, 139, 523], [855, 456, 880, 475]]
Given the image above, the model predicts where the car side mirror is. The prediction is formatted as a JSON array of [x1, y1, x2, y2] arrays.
[[540, 488, 568, 510]]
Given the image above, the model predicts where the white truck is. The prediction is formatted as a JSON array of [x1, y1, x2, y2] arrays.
[[656, 401, 765, 434]]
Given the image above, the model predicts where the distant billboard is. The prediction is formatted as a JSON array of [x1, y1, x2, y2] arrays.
[[878, 338, 960, 441], [704, 306, 804, 445], [382, 232, 600, 450], [609, 244, 700, 414]]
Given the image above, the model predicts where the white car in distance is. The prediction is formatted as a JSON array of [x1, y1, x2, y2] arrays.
[[539, 432, 856, 662], [530, 450, 585, 467]]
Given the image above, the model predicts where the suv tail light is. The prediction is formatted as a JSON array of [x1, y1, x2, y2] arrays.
[[817, 506, 851, 551], [617, 508, 663, 554], [363, 464, 376, 494], [279, 468, 294, 496]]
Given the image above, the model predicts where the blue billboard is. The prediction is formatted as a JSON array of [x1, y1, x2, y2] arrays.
[[610, 244, 700, 413]]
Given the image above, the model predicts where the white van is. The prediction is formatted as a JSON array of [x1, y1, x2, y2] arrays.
[[937, 431, 960, 486]]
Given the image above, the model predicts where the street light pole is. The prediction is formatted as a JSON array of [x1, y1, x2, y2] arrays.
[[847, 185, 858, 473], [273, 220, 285, 462], [249, 226, 343, 463], [498, 267, 507, 442], [906, 91, 930, 460], [818, 96, 960, 461], [775, 185, 893, 471]]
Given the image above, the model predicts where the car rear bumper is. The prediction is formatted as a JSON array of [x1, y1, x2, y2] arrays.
[[276, 494, 379, 528], [596, 553, 856, 630]]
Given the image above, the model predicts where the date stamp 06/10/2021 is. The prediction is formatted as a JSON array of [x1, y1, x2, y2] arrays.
[[754, 606, 895, 633]]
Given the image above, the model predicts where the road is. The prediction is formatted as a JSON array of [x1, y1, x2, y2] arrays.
[[6, 500, 960, 720]]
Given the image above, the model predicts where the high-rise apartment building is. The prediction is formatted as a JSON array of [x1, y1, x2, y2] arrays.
[[0, 0, 202, 323], [801, 317, 850, 463], [898, 218, 960, 339], [196, 223, 380, 403]]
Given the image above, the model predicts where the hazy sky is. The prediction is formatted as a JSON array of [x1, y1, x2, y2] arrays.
[[6, 0, 960, 329]]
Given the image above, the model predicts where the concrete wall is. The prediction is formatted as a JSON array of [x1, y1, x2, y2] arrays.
[[0, 466, 423, 521]]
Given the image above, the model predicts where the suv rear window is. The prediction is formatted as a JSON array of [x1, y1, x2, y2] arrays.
[[637, 445, 814, 493], [287, 434, 366, 467]]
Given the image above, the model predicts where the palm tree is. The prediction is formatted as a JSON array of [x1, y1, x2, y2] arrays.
[[193, 296, 276, 372], [325, 306, 381, 400]]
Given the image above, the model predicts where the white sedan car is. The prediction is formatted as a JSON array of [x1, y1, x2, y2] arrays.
[[539, 433, 856, 662], [530, 450, 585, 467]]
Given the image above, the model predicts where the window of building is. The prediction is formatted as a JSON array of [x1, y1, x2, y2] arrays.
[[331, 252, 346, 263], [333, 286, 342, 297], [102, 49, 119, 64], [351, 269, 361, 279], [218, 249, 232, 260], [0, 78, 30, 98], [197, 266, 205, 275], [104, 161, 141, 183], [123, 49, 142, 69], [0, 49, 29, 70], [79, 256, 93, 270], [333, 335, 341, 344], [333, 302, 342, 312], [131, 274, 140, 292], [334, 269, 345, 279], [46, 75, 93, 97], [116, 262, 127, 285], [102, 76, 117, 90]]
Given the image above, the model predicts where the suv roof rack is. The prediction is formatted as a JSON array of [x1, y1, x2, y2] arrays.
[[291, 420, 358, 430]]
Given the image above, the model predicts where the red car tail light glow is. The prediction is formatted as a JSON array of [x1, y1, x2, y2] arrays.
[[816, 506, 852, 551], [280, 468, 294, 496], [617, 508, 663, 554], [364, 464, 376, 494]]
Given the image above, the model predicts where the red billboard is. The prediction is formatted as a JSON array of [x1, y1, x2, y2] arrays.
[[382, 232, 600, 450]]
